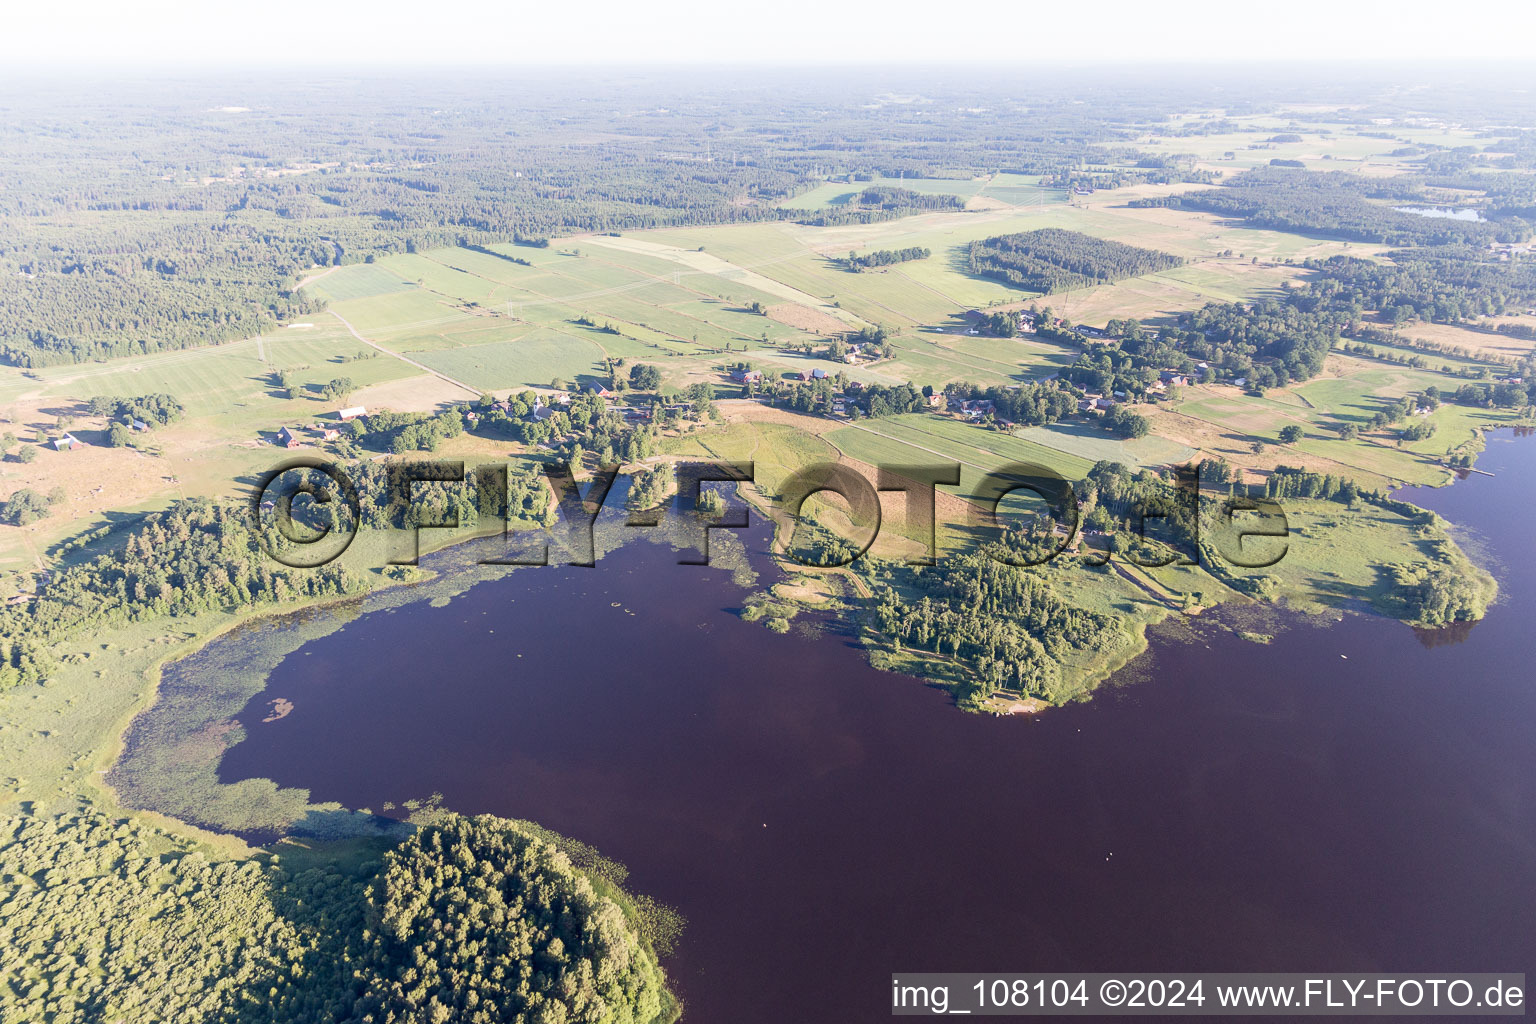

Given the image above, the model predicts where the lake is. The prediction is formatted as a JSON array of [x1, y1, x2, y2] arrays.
[[210, 435, 1536, 1023], [1393, 206, 1487, 221]]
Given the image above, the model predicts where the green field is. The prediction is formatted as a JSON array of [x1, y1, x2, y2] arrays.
[[826, 414, 1098, 504], [412, 329, 607, 390]]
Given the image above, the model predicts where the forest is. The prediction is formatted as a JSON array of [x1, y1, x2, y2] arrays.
[[1051, 237, 1536, 394], [0, 807, 674, 1024], [842, 246, 930, 272], [1299, 247, 1536, 324], [871, 528, 1125, 704], [1131, 167, 1533, 246], [0, 499, 363, 687], [794, 187, 964, 226], [967, 228, 1184, 293]]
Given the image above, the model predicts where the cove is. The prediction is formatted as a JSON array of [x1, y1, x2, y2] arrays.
[[203, 435, 1536, 1024]]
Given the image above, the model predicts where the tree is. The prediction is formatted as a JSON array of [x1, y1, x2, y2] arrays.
[[629, 363, 662, 390], [321, 377, 356, 402], [108, 422, 132, 447], [1202, 457, 1234, 485], [16, 445, 37, 464], [1278, 425, 1304, 444], [0, 488, 51, 525]]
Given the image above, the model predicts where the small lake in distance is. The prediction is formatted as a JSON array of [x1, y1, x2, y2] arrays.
[[1393, 206, 1486, 221]]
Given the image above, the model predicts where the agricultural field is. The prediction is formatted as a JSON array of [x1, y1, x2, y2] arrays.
[[824, 413, 1098, 508], [2, 147, 1530, 574]]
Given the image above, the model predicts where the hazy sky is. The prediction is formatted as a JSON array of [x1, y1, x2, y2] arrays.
[[6, 0, 1535, 69]]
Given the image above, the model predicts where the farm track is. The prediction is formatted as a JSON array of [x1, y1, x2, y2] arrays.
[[328, 310, 479, 399]]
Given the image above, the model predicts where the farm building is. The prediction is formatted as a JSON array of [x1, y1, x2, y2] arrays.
[[336, 406, 367, 421], [131, 419, 149, 431], [276, 427, 302, 448], [586, 383, 613, 397], [53, 433, 82, 451], [810, 368, 828, 379], [730, 369, 762, 383]]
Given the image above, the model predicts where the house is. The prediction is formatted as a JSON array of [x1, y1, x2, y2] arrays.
[[831, 400, 846, 414], [925, 393, 944, 408], [53, 433, 82, 451], [810, 368, 828, 380], [1094, 397, 1116, 410], [336, 406, 367, 421], [320, 428, 341, 441], [846, 380, 864, 393], [276, 427, 301, 448], [798, 371, 812, 381], [843, 352, 859, 363], [1232, 377, 1248, 388], [730, 369, 762, 384], [1112, 390, 1127, 400]]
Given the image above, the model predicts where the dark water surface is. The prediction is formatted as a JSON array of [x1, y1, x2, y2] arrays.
[[219, 435, 1536, 1022]]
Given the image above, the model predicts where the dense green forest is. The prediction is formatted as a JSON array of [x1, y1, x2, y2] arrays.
[[354, 814, 669, 1024], [795, 187, 964, 226], [0, 807, 674, 1024], [871, 528, 1126, 703], [1056, 240, 1536, 393], [1131, 167, 1533, 246], [1301, 247, 1536, 323], [967, 228, 1183, 292]]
